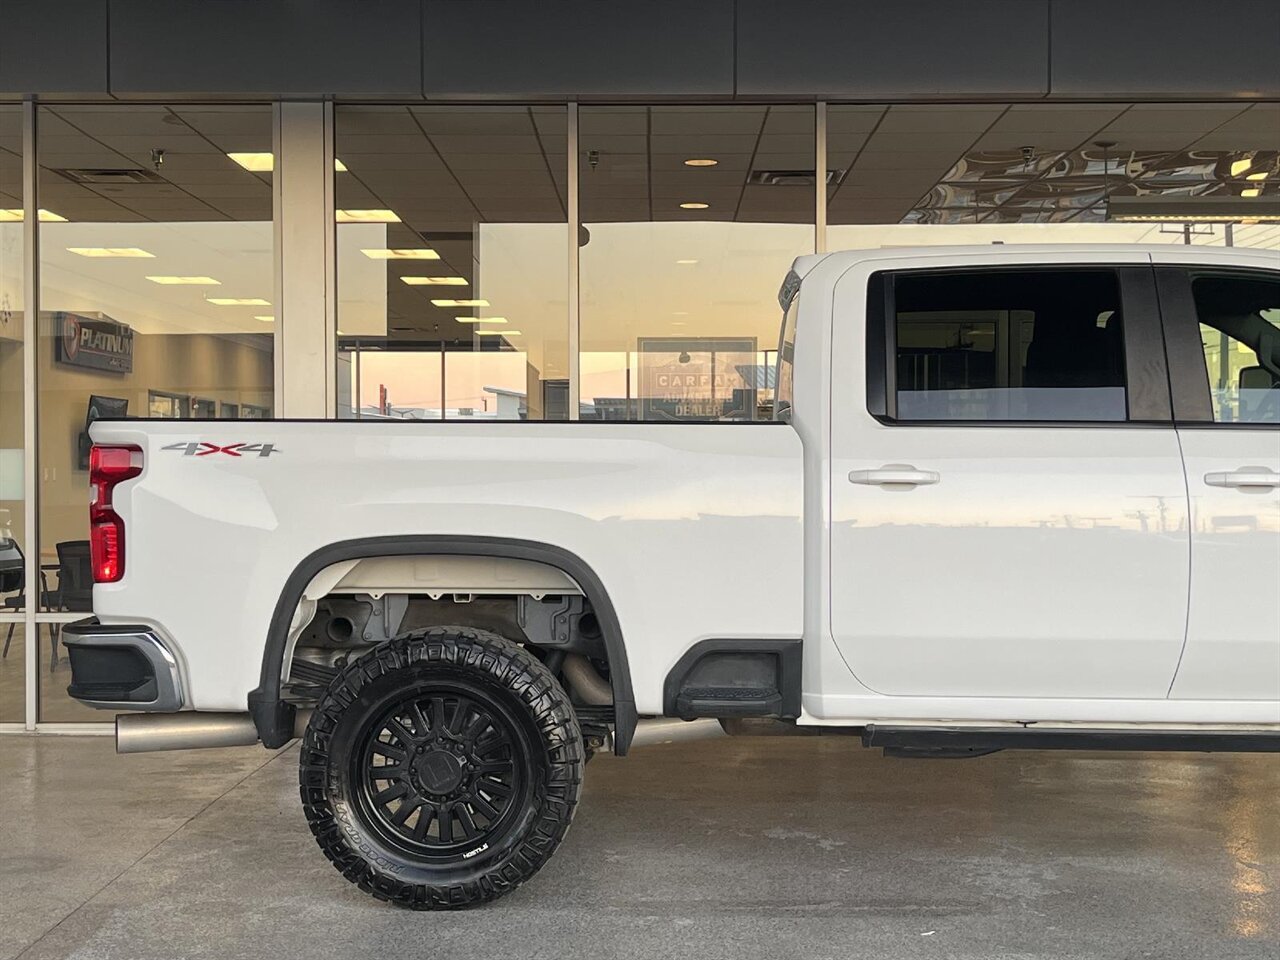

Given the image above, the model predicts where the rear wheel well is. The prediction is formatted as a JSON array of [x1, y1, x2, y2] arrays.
[[250, 537, 636, 754]]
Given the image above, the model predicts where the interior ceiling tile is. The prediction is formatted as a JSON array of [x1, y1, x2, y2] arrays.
[[184, 183, 272, 199], [649, 134, 762, 155], [339, 135, 436, 155], [864, 132, 984, 153], [1097, 104, 1249, 136], [430, 135, 545, 156], [752, 134, 815, 157], [334, 108, 419, 136], [650, 108, 766, 135], [341, 154, 446, 173], [1191, 105, 1280, 151], [876, 105, 1006, 133]]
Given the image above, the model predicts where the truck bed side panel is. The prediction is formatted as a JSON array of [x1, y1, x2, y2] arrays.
[[87, 421, 804, 715]]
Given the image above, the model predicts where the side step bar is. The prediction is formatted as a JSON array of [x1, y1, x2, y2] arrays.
[[863, 724, 1280, 757]]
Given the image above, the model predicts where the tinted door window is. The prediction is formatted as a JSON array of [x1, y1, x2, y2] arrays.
[[889, 270, 1127, 422], [1191, 275, 1280, 424]]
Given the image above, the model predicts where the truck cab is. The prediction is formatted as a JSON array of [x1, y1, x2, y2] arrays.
[[785, 245, 1279, 728]]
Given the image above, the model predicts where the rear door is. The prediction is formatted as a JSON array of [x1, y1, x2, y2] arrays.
[[828, 256, 1190, 700], [1157, 266, 1280, 702]]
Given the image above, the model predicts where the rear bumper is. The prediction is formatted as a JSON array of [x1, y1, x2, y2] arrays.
[[61, 618, 184, 712]]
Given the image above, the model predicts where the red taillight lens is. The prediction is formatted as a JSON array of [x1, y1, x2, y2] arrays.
[[89, 444, 142, 583]]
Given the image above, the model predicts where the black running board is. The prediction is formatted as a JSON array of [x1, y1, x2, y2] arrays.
[[863, 724, 1280, 758]]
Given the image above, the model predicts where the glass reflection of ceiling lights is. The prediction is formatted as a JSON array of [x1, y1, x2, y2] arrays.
[[912, 149, 1278, 225]]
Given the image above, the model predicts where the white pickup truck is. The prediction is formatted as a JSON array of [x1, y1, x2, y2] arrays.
[[68, 244, 1279, 909]]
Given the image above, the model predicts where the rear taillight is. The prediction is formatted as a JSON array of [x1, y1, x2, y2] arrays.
[[89, 444, 143, 583]]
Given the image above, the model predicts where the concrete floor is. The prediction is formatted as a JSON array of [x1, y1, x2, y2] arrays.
[[1, 734, 1277, 960]]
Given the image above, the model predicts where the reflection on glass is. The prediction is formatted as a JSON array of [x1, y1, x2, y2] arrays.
[[892, 269, 1128, 422], [0, 106, 24, 618], [35, 105, 274, 720], [335, 106, 568, 420], [826, 103, 1279, 250], [1193, 277, 1280, 424], [579, 105, 814, 420]]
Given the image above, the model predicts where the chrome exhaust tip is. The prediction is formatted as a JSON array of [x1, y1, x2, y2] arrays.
[[116, 712, 262, 754]]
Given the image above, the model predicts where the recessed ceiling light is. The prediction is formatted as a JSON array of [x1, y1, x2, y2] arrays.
[[432, 299, 489, 307], [679, 202, 710, 210], [67, 247, 155, 258], [401, 276, 468, 285], [147, 275, 220, 285], [207, 297, 271, 306], [254, 315, 274, 323], [1246, 172, 1268, 181], [476, 329, 520, 336], [1230, 158, 1254, 178], [228, 152, 347, 172], [455, 316, 507, 324], [676, 259, 698, 265], [1242, 188, 1261, 198], [336, 209, 401, 223], [362, 248, 439, 260], [0, 209, 67, 222], [684, 159, 718, 167]]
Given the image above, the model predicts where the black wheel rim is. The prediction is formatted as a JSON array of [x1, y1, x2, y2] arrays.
[[354, 684, 530, 861]]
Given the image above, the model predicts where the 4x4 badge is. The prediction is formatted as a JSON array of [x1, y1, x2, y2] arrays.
[[162, 441, 279, 457]]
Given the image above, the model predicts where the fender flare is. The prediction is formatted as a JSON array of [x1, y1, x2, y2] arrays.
[[248, 535, 638, 755]]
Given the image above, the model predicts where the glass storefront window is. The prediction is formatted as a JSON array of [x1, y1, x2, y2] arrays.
[[0, 105, 23, 719], [578, 105, 815, 420], [335, 106, 569, 420], [36, 104, 274, 720]]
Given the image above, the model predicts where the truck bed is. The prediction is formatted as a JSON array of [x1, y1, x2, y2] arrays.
[[87, 419, 805, 714]]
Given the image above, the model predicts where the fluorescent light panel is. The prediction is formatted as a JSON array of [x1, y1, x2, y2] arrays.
[[147, 275, 220, 285], [454, 317, 507, 324], [401, 276, 467, 285], [476, 329, 520, 336], [336, 209, 401, 223], [679, 202, 710, 210], [67, 247, 154, 258], [208, 297, 271, 306], [254, 315, 274, 323], [431, 299, 489, 307], [0, 209, 67, 222], [362, 248, 439, 260], [229, 152, 347, 172]]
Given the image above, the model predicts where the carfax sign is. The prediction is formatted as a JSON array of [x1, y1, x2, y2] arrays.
[[55, 312, 134, 373]]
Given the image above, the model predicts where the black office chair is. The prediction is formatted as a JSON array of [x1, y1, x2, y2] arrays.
[[45, 540, 94, 668]]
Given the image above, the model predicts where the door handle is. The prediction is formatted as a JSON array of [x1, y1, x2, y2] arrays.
[[848, 465, 941, 487], [1204, 467, 1280, 489]]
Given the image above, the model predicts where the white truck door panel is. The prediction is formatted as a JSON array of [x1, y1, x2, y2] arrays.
[[1156, 266, 1280, 703], [829, 260, 1190, 700]]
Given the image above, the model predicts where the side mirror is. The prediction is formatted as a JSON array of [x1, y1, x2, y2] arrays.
[[1239, 365, 1279, 392]]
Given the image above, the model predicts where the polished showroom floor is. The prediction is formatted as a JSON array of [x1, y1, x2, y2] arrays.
[[1, 732, 1277, 960]]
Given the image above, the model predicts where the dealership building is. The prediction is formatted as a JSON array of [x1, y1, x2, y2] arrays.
[[0, 0, 1277, 728]]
